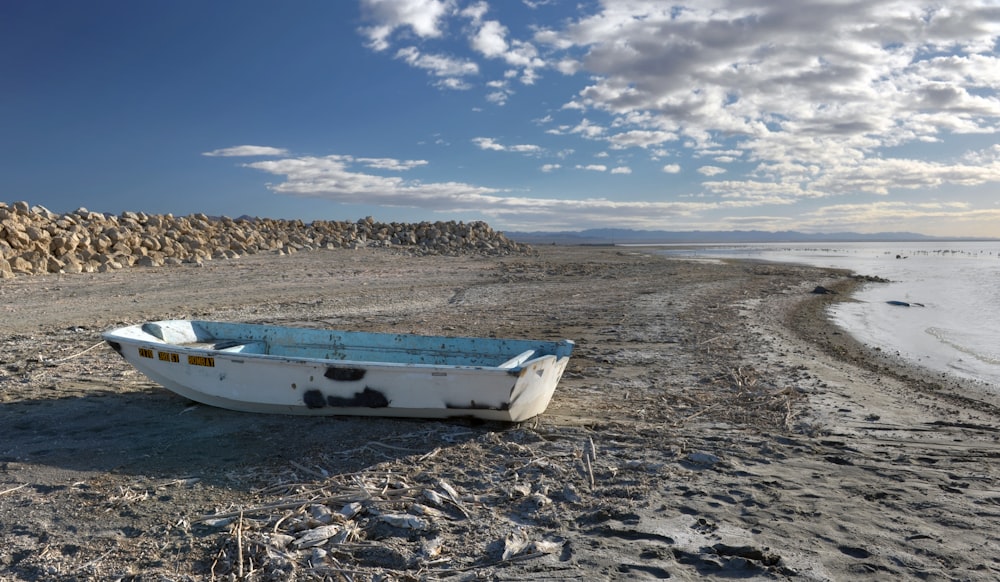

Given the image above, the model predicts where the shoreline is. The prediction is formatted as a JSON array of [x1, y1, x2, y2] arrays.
[[784, 272, 1000, 417], [2, 245, 999, 580], [660, 241, 1000, 394]]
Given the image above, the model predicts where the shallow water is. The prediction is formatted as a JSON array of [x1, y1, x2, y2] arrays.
[[659, 241, 1000, 390]]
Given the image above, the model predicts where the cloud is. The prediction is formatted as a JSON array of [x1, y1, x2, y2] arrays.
[[245, 153, 500, 210], [531, 1, 1000, 200], [472, 137, 542, 153], [220, 147, 1000, 234], [797, 201, 1000, 234], [238, 150, 731, 228], [202, 145, 289, 157], [359, 0, 453, 51], [394, 46, 478, 79], [466, 13, 544, 83], [272, 1, 1000, 233], [471, 19, 508, 58], [611, 166, 632, 174], [362, 0, 545, 95], [609, 130, 678, 150], [356, 157, 428, 171]]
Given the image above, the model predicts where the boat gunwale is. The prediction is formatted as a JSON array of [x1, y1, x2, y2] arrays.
[[103, 320, 574, 373]]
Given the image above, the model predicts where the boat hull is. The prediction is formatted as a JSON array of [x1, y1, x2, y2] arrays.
[[103, 320, 573, 422]]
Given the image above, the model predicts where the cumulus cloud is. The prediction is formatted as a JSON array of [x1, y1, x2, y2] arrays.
[[471, 19, 509, 58], [472, 137, 542, 153], [361, 0, 545, 96], [554, 2, 1000, 185], [609, 130, 678, 150], [359, 0, 453, 51], [324, 2, 1000, 232]]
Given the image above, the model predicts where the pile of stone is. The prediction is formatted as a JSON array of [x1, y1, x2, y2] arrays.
[[0, 201, 532, 278]]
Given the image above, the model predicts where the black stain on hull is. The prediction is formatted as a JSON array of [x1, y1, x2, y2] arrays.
[[446, 400, 510, 411], [325, 366, 367, 381], [328, 387, 389, 408], [302, 387, 390, 409], [303, 389, 327, 409]]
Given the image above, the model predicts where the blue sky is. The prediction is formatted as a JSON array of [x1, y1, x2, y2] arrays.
[[3, 0, 1000, 236]]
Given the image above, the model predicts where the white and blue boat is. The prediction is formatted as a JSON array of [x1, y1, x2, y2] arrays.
[[103, 320, 574, 422]]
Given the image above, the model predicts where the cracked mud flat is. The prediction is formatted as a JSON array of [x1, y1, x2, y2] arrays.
[[1, 245, 999, 581]]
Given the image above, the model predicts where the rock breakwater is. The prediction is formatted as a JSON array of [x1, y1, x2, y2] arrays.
[[0, 201, 531, 278]]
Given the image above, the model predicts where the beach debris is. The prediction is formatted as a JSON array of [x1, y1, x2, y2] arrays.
[[379, 513, 432, 531], [500, 529, 561, 561], [418, 536, 448, 566], [887, 300, 924, 307], [339, 501, 363, 519], [811, 285, 837, 294], [293, 524, 343, 548]]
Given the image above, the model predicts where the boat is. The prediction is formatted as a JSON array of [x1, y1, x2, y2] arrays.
[[102, 320, 574, 422]]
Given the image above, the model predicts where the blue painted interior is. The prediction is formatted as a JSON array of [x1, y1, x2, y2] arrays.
[[142, 320, 573, 367]]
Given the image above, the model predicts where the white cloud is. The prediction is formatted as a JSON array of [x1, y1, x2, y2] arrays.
[[394, 46, 478, 78], [356, 157, 428, 171], [576, 164, 607, 172], [239, 150, 729, 229], [608, 130, 678, 150], [245, 154, 498, 210], [436, 77, 473, 90], [486, 89, 510, 105], [534, 1, 1000, 204], [459, 1, 488, 23], [568, 118, 605, 139], [610, 166, 632, 174], [222, 147, 1000, 234], [202, 145, 289, 157], [472, 137, 505, 151], [338, 2, 1000, 233], [471, 20, 508, 58], [359, 0, 453, 51], [472, 137, 542, 153]]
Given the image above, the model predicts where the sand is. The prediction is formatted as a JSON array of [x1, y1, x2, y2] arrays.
[[1, 245, 998, 581]]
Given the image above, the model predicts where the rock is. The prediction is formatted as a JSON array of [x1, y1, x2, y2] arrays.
[[0, 202, 533, 278], [0, 258, 13, 279]]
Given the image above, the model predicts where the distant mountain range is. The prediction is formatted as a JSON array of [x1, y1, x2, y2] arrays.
[[504, 229, 997, 245]]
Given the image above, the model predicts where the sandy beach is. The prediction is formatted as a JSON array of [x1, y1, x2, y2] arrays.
[[1, 245, 998, 581]]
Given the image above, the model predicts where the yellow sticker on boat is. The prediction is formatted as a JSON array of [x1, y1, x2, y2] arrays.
[[188, 355, 215, 367], [158, 351, 180, 363], [138, 348, 154, 359]]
